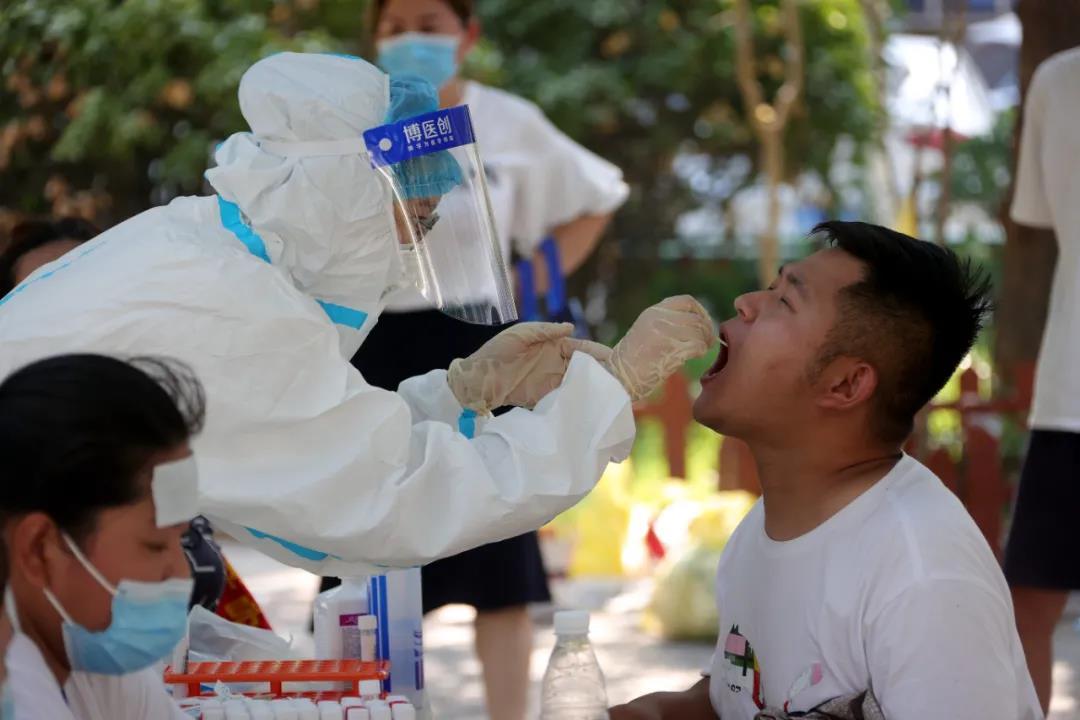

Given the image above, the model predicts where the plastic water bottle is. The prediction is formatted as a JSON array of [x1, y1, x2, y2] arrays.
[[539, 610, 609, 720]]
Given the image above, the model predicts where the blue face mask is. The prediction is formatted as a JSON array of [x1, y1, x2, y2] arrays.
[[0, 682, 12, 720], [377, 32, 461, 91], [43, 534, 193, 676]]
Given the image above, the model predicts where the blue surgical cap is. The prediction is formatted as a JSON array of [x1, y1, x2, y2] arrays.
[[387, 74, 463, 199]]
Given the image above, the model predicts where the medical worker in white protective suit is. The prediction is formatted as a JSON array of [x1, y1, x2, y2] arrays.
[[0, 52, 714, 576]]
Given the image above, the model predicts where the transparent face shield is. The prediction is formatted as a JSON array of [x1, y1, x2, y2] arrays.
[[364, 105, 517, 325]]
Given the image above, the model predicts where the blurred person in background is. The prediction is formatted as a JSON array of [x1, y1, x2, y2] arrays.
[[1, 354, 203, 719], [1002, 47, 1080, 714], [0, 217, 99, 295], [0, 218, 230, 620], [319, 3, 629, 718]]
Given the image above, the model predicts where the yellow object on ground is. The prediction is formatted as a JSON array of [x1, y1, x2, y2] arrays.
[[564, 461, 633, 577]]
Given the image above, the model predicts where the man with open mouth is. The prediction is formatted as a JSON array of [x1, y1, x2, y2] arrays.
[[611, 221, 1041, 720]]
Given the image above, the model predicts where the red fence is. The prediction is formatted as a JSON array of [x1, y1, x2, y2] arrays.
[[632, 363, 1036, 554]]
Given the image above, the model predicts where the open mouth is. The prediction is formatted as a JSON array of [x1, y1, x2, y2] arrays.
[[701, 331, 730, 383]]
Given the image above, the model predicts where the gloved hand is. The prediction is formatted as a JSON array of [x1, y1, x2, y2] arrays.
[[604, 295, 714, 402], [448, 322, 612, 415]]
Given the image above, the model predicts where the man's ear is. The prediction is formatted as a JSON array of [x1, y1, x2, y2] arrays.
[[815, 356, 877, 412], [7, 513, 64, 590]]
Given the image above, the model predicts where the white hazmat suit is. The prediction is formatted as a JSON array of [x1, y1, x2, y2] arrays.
[[0, 53, 636, 575]]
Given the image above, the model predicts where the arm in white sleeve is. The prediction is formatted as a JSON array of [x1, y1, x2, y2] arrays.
[[394, 367, 487, 437], [200, 352, 634, 575], [1010, 61, 1053, 229]]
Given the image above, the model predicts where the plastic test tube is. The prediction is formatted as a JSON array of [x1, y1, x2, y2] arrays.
[[365, 701, 392, 720], [318, 700, 344, 720], [358, 680, 382, 701], [269, 699, 298, 720], [249, 701, 274, 720], [202, 701, 226, 720], [356, 614, 378, 661], [225, 699, 250, 720], [384, 696, 412, 720], [344, 707, 370, 720], [293, 699, 319, 720]]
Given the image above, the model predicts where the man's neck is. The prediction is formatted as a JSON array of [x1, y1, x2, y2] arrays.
[[752, 439, 903, 541]]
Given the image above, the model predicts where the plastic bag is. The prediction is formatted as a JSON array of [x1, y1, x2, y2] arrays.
[[645, 543, 725, 641], [545, 462, 632, 578], [645, 491, 757, 641], [687, 491, 757, 550], [187, 605, 297, 663]]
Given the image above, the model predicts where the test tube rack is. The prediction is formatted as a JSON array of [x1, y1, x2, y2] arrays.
[[164, 659, 391, 700]]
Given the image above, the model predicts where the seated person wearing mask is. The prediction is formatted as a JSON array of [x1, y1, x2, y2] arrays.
[[610, 222, 1041, 720], [1, 354, 204, 719]]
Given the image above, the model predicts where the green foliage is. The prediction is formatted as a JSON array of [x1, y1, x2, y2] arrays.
[[1, 0, 880, 334], [0, 0, 361, 222], [469, 0, 880, 266], [945, 109, 1015, 215]]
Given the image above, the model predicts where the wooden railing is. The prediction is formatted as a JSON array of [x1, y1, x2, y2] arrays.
[[632, 363, 1036, 553]]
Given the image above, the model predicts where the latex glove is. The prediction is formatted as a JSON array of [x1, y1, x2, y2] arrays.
[[448, 322, 613, 415], [604, 295, 714, 402]]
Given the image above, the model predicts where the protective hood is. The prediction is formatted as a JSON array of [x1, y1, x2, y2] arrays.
[[205, 53, 397, 354]]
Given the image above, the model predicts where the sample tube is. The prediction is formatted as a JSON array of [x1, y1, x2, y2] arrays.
[[318, 700, 344, 720]]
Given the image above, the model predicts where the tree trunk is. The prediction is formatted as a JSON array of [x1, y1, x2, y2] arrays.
[[760, 126, 783, 288], [995, 0, 1080, 385]]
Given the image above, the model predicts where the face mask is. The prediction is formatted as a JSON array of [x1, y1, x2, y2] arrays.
[[42, 534, 193, 676], [0, 682, 12, 720], [377, 33, 460, 90]]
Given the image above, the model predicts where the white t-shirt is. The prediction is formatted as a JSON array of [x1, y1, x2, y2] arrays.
[[1010, 47, 1080, 431], [5, 630, 188, 720], [385, 80, 629, 311], [708, 455, 1041, 719]]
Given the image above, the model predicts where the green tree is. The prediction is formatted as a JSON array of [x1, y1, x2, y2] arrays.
[[467, 0, 880, 329], [0, 0, 363, 227], [1, 0, 880, 335]]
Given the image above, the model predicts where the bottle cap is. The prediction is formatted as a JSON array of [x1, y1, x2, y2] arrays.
[[318, 700, 344, 720], [390, 704, 416, 720], [366, 701, 392, 720], [271, 699, 299, 720], [553, 609, 590, 635], [293, 699, 319, 720], [359, 679, 383, 697]]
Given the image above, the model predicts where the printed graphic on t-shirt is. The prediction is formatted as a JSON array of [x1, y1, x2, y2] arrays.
[[722, 626, 764, 709], [784, 662, 825, 712], [721, 626, 826, 712]]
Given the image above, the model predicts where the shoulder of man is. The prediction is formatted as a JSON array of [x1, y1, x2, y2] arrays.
[[859, 457, 1006, 606]]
